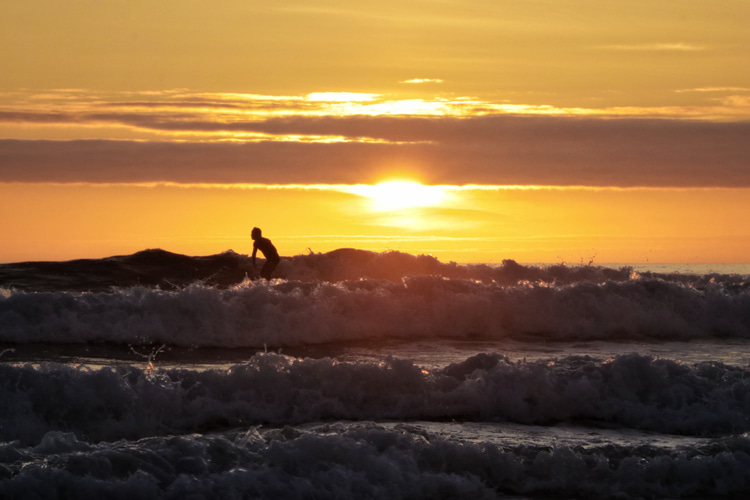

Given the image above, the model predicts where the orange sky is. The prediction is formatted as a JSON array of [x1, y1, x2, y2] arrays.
[[2, 182, 748, 264], [1, 1, 749, 263]]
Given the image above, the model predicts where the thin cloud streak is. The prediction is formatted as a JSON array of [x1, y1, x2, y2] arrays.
[[676, 87, 750, 93], [4, 88, 750, 127], [3, 100, 750, 145], [3, 181, 739, 194], [400, 79, 444, 84], [597, 43, 706, 51]]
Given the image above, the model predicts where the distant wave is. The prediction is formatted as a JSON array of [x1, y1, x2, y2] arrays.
[[0, 249, 251, 292], [1, 249, 749, 347], [6, 247, 748, 292]]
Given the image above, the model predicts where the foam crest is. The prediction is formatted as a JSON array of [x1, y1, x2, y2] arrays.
[[2, 274, 749, 347]]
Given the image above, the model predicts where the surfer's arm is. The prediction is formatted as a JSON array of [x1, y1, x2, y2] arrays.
[[251, 245, 258, 267]]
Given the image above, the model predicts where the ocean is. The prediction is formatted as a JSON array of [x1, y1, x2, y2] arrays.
[[1, 248, 750, 499]]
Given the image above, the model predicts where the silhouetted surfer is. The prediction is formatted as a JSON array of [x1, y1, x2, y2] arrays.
[[251, 227, 279, 280]]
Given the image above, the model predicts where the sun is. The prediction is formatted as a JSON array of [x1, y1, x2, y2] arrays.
[[349, 180, 449, 211]]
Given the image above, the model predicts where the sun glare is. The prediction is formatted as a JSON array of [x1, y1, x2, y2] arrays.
[[350, 181, 449, 211]]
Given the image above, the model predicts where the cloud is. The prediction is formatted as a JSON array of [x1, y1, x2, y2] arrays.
[[597, 43, 706, 51], [2, 115, 749, 187], [3, 89, 750, 146], [675, 87, 750, 93], [1, 89, 749, 187], [400, 79, 444, 84], [305, 92, 380, 102]]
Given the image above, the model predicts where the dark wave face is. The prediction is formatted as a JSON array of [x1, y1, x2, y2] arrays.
[[0, 249, 251, 292]]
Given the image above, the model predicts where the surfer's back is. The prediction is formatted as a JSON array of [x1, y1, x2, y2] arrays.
[[254, 237, 278, 259]]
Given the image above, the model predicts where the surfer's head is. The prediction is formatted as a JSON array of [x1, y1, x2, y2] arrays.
[[251, 227, 262, 240]]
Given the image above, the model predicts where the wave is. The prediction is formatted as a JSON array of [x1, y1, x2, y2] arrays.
[[0, 249, 251, 292], [3, 422, 750, 500], [2, 249, 749, 347], [4, 249, 749, 498], [4, 351, 750, 498], [3, 247, 748, 292], [1, 353, 749, 447], [2, 274, 749, 347]]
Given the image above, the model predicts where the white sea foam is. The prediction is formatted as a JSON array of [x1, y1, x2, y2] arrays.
[[1, 274, 748, 347], [1, 353, 748, 447], [3, 423, 750, 499], [1, 355, 750, 499]]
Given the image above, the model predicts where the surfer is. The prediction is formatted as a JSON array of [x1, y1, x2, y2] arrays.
[[251, 227, 280, 280]]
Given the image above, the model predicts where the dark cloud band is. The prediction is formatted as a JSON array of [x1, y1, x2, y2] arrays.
[[1, 115, 749, 187]]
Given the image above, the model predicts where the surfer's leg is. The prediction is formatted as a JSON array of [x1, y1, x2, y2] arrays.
[[261, 258, 278, 280]]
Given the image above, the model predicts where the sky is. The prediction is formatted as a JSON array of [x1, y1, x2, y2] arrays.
[[1, 0, 749, 264]]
